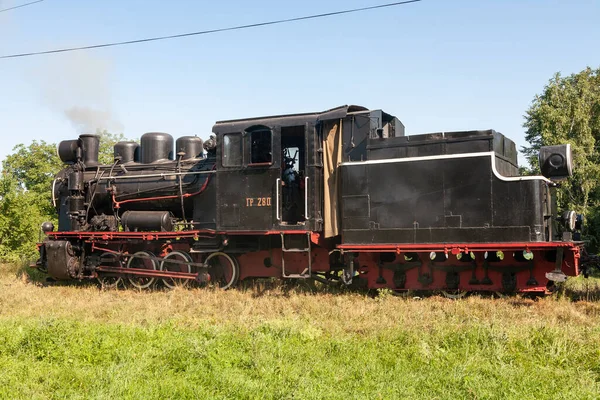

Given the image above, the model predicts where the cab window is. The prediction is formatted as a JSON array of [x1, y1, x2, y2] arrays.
[[222, 133, 242, 167], [249, 128, 272, 165]]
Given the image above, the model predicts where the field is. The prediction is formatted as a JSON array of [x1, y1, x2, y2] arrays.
[[0, 264, 599, 399]]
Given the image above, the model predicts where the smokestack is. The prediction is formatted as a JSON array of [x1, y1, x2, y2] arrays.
[[79, 134, 100, 167]]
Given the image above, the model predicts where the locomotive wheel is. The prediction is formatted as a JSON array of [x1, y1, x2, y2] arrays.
[[160, 251, 192, 289], [97, 252, 123, 289], [127, 251, 158, 290], [205, 252, 239, 290], [441, 290, 468, 299]]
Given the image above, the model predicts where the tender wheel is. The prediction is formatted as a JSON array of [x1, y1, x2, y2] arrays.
[[160, 250, 192, 289], [441, 290, 468, 299], [97, 252, 123, 289], [127, 251, 158, 290], [205, 252, 239, 290]]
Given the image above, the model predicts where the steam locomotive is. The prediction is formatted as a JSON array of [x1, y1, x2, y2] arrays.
[[37, 105, 584, 295]]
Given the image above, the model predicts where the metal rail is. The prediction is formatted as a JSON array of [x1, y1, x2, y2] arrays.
[[337, 242, 583, 252], [96, 265, 208, 281], [51, 178, 59, 207], [97, 170, 216, 181], [275, 178, 281, 221], [96, 248, 209, 269], [304, 176, 309, 220]]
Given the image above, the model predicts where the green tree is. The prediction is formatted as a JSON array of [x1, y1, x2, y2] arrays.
[[96, 129, 127, 164], [0, 141, 61, 261], [0, 174, 49, 262], [1, 140, 62, 218], [522, 67, 600, 247], [0, 131, 129, 262]]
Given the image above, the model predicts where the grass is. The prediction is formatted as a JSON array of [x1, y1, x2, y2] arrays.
[[561, 271, 600, 301], [0, 263, 599, 399]]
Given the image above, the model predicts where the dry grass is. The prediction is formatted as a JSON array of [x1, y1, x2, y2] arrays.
[[1, 263, 600, 399], [1, 263, 599, 335]]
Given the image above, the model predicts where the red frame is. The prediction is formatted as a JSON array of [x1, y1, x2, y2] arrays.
[[44, 229, 584, 293]]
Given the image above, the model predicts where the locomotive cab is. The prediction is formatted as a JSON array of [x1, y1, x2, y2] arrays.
[[212, 105, 402, 233], [214, 119, 314, 230]]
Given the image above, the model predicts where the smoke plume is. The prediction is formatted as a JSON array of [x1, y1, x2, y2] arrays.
[[63, 106, 122, 134], [32, 51, 123, 133]]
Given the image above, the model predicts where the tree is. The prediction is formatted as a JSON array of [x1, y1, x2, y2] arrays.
[[96, 130, 128, 165], [1, 140, 62, 218], [0, 174, 50, 262], [522, 67, 600, 248], [0, 141, 61, 261], [0, 131, 129, 262]]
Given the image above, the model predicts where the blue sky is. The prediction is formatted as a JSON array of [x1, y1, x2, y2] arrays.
[[1, 0, 599, 165]]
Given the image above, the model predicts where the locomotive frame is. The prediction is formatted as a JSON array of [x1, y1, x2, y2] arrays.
[[37, 105, 584, 296]]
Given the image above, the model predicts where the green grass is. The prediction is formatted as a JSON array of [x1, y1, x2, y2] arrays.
[[560, 271, 600, 301], [1, 263, 600, 399], [2, 318, 599, 399]]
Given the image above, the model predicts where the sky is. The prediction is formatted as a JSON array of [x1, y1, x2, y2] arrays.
[[0, 0, 599, 166]]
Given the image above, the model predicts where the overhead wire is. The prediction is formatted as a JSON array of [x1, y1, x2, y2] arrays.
[[0, 0, 421, 59], [0, 0, 44, 13]]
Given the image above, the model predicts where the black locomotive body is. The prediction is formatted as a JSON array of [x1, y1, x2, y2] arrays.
[[37, 105, 583, 295], [341, 130, 550, 244]]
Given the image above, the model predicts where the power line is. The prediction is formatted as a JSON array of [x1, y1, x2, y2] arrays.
[[0, 0, 44, 13], [0, 0, 421, 59]]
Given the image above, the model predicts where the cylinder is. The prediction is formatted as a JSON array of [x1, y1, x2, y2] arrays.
[[57, 139, 80, 164], [140, 132, 174, 163], [45, 240, 79, 280], [79, 134, 100, 167], [121, 211, 173, 232], [176, 136, 204, 160], [114, 141, 140, 164]]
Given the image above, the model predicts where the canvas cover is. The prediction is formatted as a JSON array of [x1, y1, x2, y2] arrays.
[[323, 120, 343, 238]]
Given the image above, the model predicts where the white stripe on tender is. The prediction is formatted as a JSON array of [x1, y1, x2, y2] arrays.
[[341, 151, 551, 183]]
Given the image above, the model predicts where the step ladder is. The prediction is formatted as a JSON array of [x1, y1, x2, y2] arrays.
[[281, 232, 312, 279]]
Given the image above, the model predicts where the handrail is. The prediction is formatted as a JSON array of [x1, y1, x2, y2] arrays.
[[275, 178, 281, 221], [51, 178, 58, 208], [304, 176, 309, 220], [98, 170, 216, 181]]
